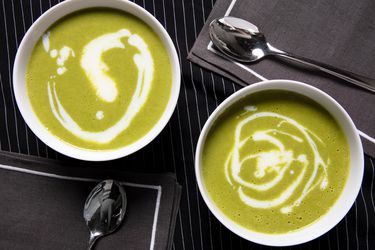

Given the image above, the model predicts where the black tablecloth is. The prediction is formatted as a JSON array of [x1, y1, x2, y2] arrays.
[[0, 0, 374, 249]]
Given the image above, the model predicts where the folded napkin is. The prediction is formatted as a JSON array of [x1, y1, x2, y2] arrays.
[[0, 151, 181, 250], [188, 0, 375, 157]]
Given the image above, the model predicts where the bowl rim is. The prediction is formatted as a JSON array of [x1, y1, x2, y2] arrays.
[[194, 79, 364, 246], [13, 0, 181, 161]]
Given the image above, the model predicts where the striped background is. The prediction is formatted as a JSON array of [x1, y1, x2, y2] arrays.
[[0, 0, 374, 249]]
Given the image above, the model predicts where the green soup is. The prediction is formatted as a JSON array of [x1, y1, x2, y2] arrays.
[[26, 8, 172, 150], [202, 90, 350, 234]]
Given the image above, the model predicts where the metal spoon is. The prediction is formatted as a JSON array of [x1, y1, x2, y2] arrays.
[[209, 16, 375, 93], [84, 180, 127, 250]]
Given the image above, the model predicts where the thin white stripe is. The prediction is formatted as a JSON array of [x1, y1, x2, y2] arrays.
[[1, 0, 21, 152], [178, 212, 186, 250], [161, 0, 167, 29], [370, 159, 375, 214], [0, 73, 11, 150], [152, 0, 156, 16], [167, 127, 176, 174], [18, 0, 26, 32], [335, 226, 340, 250], [200, 0, 206, 20], [345, 216, 350, 250], [38, 0, 42, 14], [210, 73, 219, 105], [0, 162, 161, 249], [0, 163, 160, 189], [221, 76, 227, 95], [10, 0, 18, 47], [233, 60, 268, 81], [360, 188, 369, 250], [207, 210, 214, 250], [29, 0, 34, 21], [208, 47, 268, 81], [170, 0, 197, 248], [150, 186, 162, 250], [354, 201, 359, 250]]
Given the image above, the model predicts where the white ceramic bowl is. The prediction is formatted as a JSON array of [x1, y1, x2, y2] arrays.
[[13, 0, 180, 161], [195, 80, 364, 246]]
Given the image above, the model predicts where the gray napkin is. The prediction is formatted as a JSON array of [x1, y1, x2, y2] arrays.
[[0, 151, 181, 250], [188, 0, 375, 157]]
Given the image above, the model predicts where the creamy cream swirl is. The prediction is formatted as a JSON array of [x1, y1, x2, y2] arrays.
[[225, 108, 329, 213], [44, 29, 154, 144]]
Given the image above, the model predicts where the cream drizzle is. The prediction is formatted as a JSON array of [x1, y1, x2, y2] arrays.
[[81, 29, 131, 103], [225, 110, 329, 213], [44, 29, 154, 144]]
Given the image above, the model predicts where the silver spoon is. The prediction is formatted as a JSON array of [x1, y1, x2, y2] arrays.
[[84, 180, 127, 250], [209, 16, 375, 93]]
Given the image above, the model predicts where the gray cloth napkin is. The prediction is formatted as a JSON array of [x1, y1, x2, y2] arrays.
[[188, 0, 375, 157], [0, 151, 181, 250]]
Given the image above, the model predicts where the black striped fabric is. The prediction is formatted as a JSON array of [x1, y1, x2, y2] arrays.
[[0, 0, 374, 249]]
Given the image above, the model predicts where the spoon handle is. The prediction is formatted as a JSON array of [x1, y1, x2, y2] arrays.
[[268, 45, 375, 93], [88, 233, 100, 250]]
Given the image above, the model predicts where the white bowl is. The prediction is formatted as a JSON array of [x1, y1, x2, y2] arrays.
[[195, 80, 364, 246], [13, 0, 180, 161]]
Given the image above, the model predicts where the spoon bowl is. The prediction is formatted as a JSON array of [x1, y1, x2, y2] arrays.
[[84, 180, 127, 250], [209, 16, 375, 92], [209, 16, 268, 62]]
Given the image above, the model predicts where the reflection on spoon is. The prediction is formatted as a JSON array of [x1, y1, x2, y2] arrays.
[[83, 180, 127, 250]]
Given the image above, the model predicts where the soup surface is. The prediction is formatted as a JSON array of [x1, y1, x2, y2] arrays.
[[201, 90, 349, 234], [26, 8, 172, 150]]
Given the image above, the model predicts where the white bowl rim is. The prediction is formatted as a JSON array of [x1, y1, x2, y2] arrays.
[[13, 0, 181, 161], [195, 79, 364, 246]]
